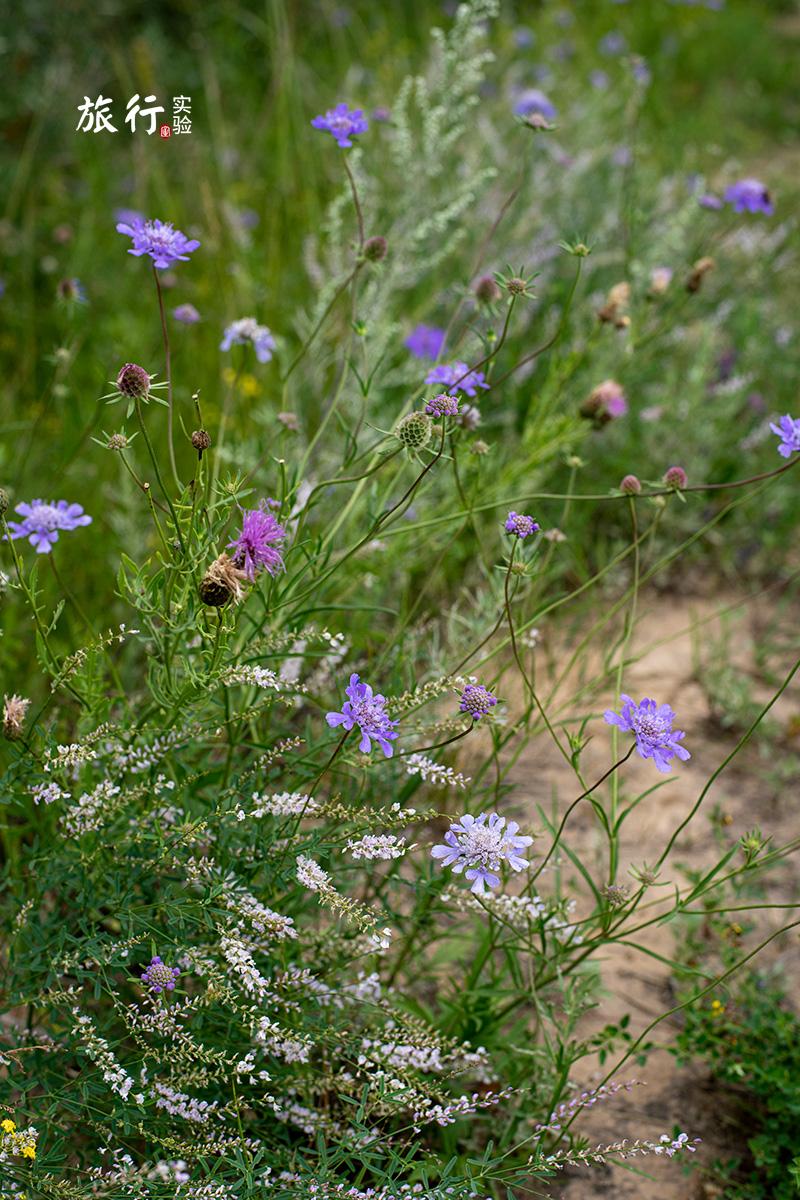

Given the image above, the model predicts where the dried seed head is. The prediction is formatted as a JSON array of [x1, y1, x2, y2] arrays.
[[191, 429, 211, 457], [363, 235, 388, 262], [199, 554, 249, 607], [506, 276, 527, 295], [395, 411, 432, 451], [470, 439, 490, 456], [3, 694, 30, 740], [116, 363, 151, 399], [686, 256, 715, 293], [597, 281, 630, 327]]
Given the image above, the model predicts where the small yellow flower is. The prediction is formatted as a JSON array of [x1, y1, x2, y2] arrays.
[[710, 999, 725, 1016], [239, 373, 260, 397], [22, 1144, 36, 1160], [1, 1118, 16, 1133]]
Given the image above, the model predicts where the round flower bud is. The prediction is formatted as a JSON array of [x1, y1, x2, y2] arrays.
[[0, 488, 8, 515], [363, 235, 388, 262], [191, 429, 211, 456], [107, 433, 129, 451], [664, 465, 687, 489], [471, 439, 490, 456], [474, 274, 501, 304], [619, 474, 641, 494], [395, 411, 432, 451], [116, 363, 151, 399]]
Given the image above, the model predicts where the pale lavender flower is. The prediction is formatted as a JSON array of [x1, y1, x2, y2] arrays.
[[116, 217, 200, 269], [505, 512, 540, 539], [513, 88, 557, 120], [770, 414, 800, 457], [325, 673, 399, 757], [228, 502, 286, 580], [172, 303, 201, 324], [6, 500, 92, 554], [724, 178, 773, 215], [425, 393, 460, 418], [604, 695, 690, 772], [311, 103, 368, 148], [459, 683, 497, 720], [431, 812, 533, 894], [220, 317, 276, 364], [698, 193, 723, 210], [425, 361, 489, 398], [141, 955, 180, 994], [405, 324, 446, 360], [599, 30, 627, 55]]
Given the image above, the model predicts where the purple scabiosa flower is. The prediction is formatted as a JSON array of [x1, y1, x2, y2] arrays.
[[724, 178, 773, 216], [141, 955, 180, 994], [372, 105, 391, 122], [227, 502, 286, 580], [6, 500, 92, 554], [459, 683, 498, 721], [425, 393, 460, 418], [114, 207, 145, 226], [116, 217, 200, 269], [220, 318, 276, 364], [431, 812, 533, 894], [172, 303, 201, 324], [599, 30, 627, 55], [698, 193, 723, 211], [505, 511, 540, 538], [513, 88, 557, 120], [604, 695, 690, 772], [405, 324, 446, 360], [425, 361, 489, 399], [581, 379, 628, 424], [311, 103, 368, 148], [325, 673, 399, 757], [590, 69, 610, 90], [770, 415, 800, 458]]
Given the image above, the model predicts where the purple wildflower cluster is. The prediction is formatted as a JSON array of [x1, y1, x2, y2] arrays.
[[6, 500, 92, 554], [220, 318, 276, 364], [311, 103, 368, 148], [513, 89, 557, 120], [505, 512, 540, 539], [425, 362, 489, 398], [326, 673, 399, 756], [431, 812, 533, 894], [116, 217, 200, 269], [770, 415, 800, 458], [425, 393, 460, 418], [228, 502, 286, 580], [141, 955, 180, 995], [459, 683, 498, 720], [605, 695, 691, 773], [405, 324, 446, 360], [723, 178, 773, 215]]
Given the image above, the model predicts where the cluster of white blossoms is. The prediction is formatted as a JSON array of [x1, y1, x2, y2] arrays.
[[295, 855, 331, 892], [73, 1009, 142, 1103], [244, 791, 319, 818], [403, 753, 470, 788], [345, 833, 409, 861], [221, 664, 298, 691], [152, 1081, 222, 1124], [220, 933, 270, 1000], [60, 779, 121, 836]]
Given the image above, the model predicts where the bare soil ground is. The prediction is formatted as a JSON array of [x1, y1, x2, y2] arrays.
[[506, 585, 800, 1199]]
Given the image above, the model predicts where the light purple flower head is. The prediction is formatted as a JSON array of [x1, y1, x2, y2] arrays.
[[698, 193, 723, 211], [425, 393, 460, 418], [6, 500, 92, 554], [425, 362, 489, 399], [326, 673, 398, 757], [431, 812, 533, 895], [227, 501, 286, 580], [505, 511, 540, 539], [116, 217, 200, 269], [599, 30, 627, 55], [513, 88, 557, 120], [406, 324, 446, 360], [604, 694, 690, 773], [173, 303, 201, 324], [311, 103, 368, 148], [459, 683, 498, 721], [770, 415, 800, 458], [220, 318, 276, 364], [724, 178, 773, 216], [141, 955, 180, 995]]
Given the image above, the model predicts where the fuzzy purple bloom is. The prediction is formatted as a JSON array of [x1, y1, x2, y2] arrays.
[[425, 361, 489, 399], [227, 502, 286, 580], [505, 511, 540, 539], [220, 317, 276, 364], [605, 694, 691, 772], [141, 955, 180, 995], [724, 178, 773, 216], [459, 683, 498, 720], [513, 88, 557, 119], [311, 103, 368, 148], [698, 193, 723, 211], [770, 414, 800, 458], [6, 500, 92, 554], [326, 673, 399, 757], [425, 393, 460, 418], [116, 217, 200, 269], [173, 303, 201, 324], [405, 324, 446, 360], [431, 812, 533, 895]]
